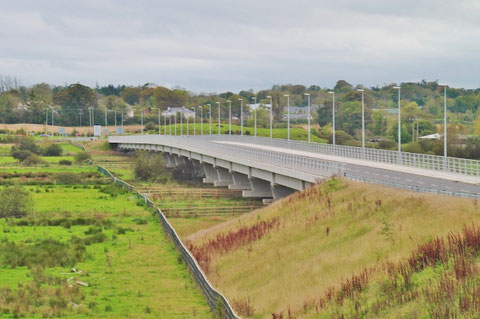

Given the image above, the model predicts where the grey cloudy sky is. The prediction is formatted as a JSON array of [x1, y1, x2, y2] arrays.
[[1, 0, 479, 92]]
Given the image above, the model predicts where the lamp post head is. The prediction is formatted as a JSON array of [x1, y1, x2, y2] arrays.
[[207, 103, 211, 107], [304, 93, 310, 96], [238, 98, 242, 101], [393, 86, 401, 89], [357, 89, 364, 92], [216, 101, 220, 105], [266, 95, 271, 98], [438, 83, 448, 88], [328, 91, 335, 94]]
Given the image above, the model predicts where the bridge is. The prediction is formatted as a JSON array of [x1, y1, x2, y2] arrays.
[[108, 135, 480, 201]]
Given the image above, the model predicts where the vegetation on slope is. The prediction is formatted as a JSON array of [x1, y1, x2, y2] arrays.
[[187, 179, 480, 318]]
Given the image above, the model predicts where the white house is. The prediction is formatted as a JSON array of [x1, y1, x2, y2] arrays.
[[161, 107, 195, 118]]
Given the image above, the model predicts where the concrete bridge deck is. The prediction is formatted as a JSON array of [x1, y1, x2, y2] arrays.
[[109, 135, 480, 200]]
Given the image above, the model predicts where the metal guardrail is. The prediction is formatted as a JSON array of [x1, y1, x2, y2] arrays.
[[69, 140, 87, 152], [96, 164, 240, 319], [187, 135, 480, 177]]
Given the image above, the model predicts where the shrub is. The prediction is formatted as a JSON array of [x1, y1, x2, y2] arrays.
[[23, 153, 44, 166], [44, 143, 63, 156], [0, 186, 34, 218], [59, 159, 72, 165], [14, 137, 42, 154], [54, 172, 82, 184], [11, 149, 33, 161], [74, 151, 91, 164], [134, 151, 168, 181]]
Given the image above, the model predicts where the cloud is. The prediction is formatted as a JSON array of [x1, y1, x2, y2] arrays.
[[1, 0, 479, 92]]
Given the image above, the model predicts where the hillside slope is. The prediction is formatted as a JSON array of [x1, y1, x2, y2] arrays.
[[187, 179, 480, 318]]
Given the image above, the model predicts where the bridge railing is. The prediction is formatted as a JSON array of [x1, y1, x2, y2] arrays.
[[118, 136, 345, 179], [187, 135, 480, 177]]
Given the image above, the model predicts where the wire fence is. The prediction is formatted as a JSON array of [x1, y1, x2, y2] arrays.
[[96, 164, 240, 319]]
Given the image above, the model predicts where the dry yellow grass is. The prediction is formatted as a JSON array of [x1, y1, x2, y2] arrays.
[[188, 179, 480, 318]]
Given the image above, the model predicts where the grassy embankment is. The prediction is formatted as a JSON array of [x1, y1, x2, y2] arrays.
[[0, 141, 211, 318], [187, 179, 480, 318]]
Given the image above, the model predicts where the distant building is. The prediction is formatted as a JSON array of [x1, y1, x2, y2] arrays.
[[161, 107, 195, 118], [247, 103, 272, 110], [281, 105, 316, 120], [372, 108, 398, 115]]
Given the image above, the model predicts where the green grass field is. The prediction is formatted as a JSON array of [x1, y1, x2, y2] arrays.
[[147, 123, 326, 143], [0, 185, 211, 318]]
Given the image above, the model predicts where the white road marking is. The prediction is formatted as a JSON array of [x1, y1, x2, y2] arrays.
[[406, 179, 412, 182]]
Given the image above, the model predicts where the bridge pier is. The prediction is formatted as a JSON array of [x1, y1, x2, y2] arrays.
[[163, 153, 176, 168], [228, 172, 251, 190], [271, 184, 296, 200], [243, 178, 273, 198], [203, 163, 218, 184], [214, 167, 233, 187]]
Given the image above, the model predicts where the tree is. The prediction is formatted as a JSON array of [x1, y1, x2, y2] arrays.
[[316, 103, 332, 127], [333, 80, 353, 92], [336, 101, 372, 136], [74, 151, 91, 163], [372, 111, 387, 135], [44, 143, 63, 156], [54, 84, 97, 126], [120, 87, 141, 105], [152, 87, 187, 110], [451, 94, 480, 113], [0, 186, 34, 218]]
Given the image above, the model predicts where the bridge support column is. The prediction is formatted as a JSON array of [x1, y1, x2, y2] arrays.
[[192, 160, 205, 178], [228, 172, 251, 190], [173, 155, 183, 167], [214, 167, 233, 187], [163, 154, 176, 168], [243, 178, 273, 198], [271, 184, 296, 200], [203, 163, 218, 184]]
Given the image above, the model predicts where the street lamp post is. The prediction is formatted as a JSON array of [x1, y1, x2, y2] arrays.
[[227, 100, 232, 135], [252, 97, 257, 137], [216, 101, 221, 135], [208, 104, 212, 135], [304, 93, 311, 142], [267, 95, 273, 139], [328, 91, 336, 146], [284, 94, 290, 140], [192, 107, 196, 136], [186, 109, 189, 136], [180, 109, 183, 136], [439, 84, 448, 162], [169, 115, 172, 135], [141, 109, 144, 135], [159, 113, 163, 135], [114, 109, 117, 135], [357, 89, 365, 149], [121, 109, 124, 135], [164, 115, 167, 135], [45, 108, 48, 135], [393, 86, 402, 156], [238, 99, 243, 136], [174, 113, 177, 136], [199, 106, 203, 135]]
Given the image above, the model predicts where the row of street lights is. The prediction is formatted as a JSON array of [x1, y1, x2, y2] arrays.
[[137, 84, 450, 158]]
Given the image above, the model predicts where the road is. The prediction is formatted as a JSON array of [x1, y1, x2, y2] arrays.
[[213, 140, 480, 195]]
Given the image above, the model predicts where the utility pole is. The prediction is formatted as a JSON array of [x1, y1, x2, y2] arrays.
[[357, 89, 365, 149], [267, 95, 273, 139], [304, 93, 311, 142]]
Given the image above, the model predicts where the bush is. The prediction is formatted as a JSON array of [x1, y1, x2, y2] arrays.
[[134, 151, 168, 181], [54, 172, 82, 184], [59, 159, 72, 165], [23, 153, 44, 166], [0, 186, 34, 218], [74, 151, 91, 164], [11, 149, 33, 161], [44, 143, 63, 156], [14, 137, 42, 154], [378, 139, 397, 150]]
